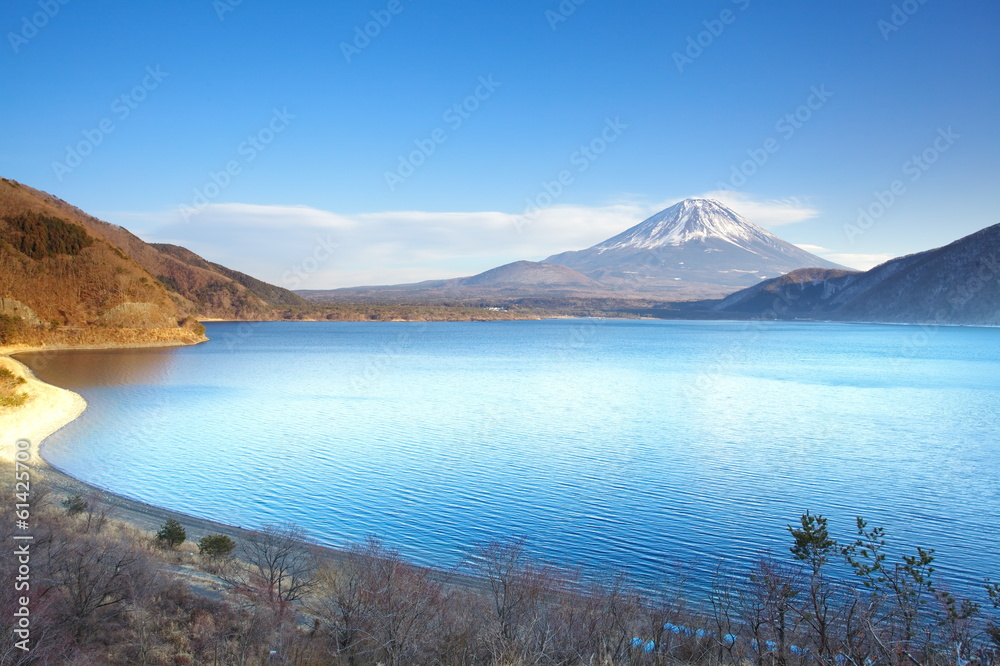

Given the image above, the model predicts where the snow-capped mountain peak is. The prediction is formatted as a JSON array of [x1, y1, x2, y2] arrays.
[[542, 197, 849, 294], [594, 198, 784, 254]]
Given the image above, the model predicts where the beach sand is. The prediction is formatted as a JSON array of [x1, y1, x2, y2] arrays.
[[0, 351, 87, 460]]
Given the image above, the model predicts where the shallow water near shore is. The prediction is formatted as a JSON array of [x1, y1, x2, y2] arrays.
[[23, 320, 1000, 593]]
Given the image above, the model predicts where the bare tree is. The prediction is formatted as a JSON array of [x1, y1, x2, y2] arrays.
[[745, 556, 801, 666], [567, 573, 642, 664], [316, 536, 445, 665], [226, 522, 316, 620], [468, 537, 567, 664], [711, 564, 745, 665], [48, 531, 155, 637]]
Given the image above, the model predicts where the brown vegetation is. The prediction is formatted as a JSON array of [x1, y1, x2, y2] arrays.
[[0, 177, 308, 350], [2, 472, 997, 665]]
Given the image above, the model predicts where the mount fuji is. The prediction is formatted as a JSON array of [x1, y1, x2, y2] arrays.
[[543, 198, 849, 295], [299, 198, 849, 302]]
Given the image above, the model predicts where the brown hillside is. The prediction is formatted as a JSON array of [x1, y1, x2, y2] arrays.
[[0, 178, 185, 336], [17, 182, 299, 320]]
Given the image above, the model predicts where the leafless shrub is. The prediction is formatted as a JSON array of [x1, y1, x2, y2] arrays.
[[315, 535, 447, 665], [223, 522, 316, 620]]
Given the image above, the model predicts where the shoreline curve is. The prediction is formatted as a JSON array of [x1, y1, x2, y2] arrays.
[[0, 342, 323, 559], [0, 342, 421, 582]]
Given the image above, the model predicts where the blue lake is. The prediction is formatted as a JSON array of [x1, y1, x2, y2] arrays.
[[24, 320, 1000, 592]]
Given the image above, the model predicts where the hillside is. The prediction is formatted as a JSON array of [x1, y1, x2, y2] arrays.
[[150, 243, 307, 310], [0, 178, 196, 345], [713, 224, 1000, 325], [16, 182, 303, 320], [0, 178, 301, 346]]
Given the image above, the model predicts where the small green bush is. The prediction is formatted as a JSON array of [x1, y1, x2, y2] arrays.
[[198, 533, 236, 560], [155, 518, 187, 549], [179, 316, 207, 337], [62, 494, 88, 515]]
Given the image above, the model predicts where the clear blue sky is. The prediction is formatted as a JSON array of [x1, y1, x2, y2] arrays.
[[2, 0, 997, 288]]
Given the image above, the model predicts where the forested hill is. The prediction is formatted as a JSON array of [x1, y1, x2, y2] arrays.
[[0, 178, 301, 346]]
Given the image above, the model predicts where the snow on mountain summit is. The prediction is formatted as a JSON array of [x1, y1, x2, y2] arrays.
[[594, 199, 786, 254]]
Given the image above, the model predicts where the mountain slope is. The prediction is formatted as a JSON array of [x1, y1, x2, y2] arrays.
[[0, 178, 197, 342], [16, 182, 302, 320], [544, 199, 848, 295], [714, 223, 1000, 325], [453, 261, 606, 289], [151, 243, 306, 309], [0, 178, 301, 345], [299, 261, 613, 303]]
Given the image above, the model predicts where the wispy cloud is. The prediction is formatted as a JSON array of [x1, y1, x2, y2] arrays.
[[821, 253, 894, 271], [697, 190, 820, 226], [794, 243, 829, 254], [100, 192, 830, 289], [790, 244, 892, 271]]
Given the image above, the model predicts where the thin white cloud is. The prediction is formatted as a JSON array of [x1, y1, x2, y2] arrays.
[[698, 190, 820, 227], [821, 253, 894, 271], [204, 203, 359, 230], [794, 243, 830, 254], [100, 192, 829, 289]]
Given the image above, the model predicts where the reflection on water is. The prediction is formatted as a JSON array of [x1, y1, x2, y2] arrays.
[[22, 320, 1000, 594], [22, 347, 178, 389]]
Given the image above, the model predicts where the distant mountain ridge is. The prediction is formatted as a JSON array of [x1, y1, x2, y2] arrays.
[[298, 260, 614, 303], [305, 198, 844, 302], [713, 223, 1000, 325], [151, 243, 307, 310]]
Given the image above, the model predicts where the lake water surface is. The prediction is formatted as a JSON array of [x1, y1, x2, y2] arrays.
[[24, 320, 1000, 592]]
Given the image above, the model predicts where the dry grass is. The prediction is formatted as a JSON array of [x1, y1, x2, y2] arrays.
[[0, 366, 27, 407]]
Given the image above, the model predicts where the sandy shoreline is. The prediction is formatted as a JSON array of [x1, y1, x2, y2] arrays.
[[0, 352, 87, 461]]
